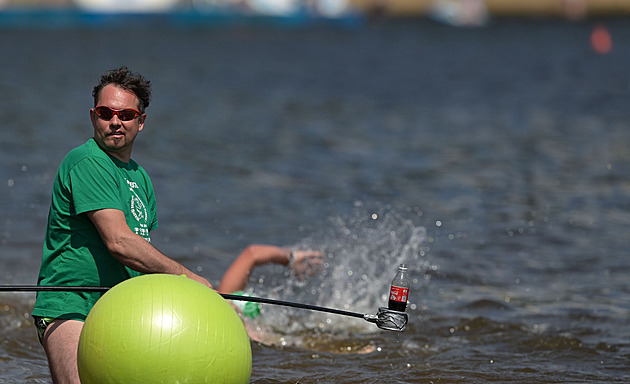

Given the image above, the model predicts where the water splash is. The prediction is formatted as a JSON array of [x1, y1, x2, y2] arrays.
[[247, 203, 433, 339]]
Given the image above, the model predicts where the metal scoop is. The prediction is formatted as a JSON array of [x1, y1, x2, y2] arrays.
[[364, 307, 409, 332]]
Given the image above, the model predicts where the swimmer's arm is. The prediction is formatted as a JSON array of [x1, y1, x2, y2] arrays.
[[218, 245, 290, 294], [86, 208, 213, 289]]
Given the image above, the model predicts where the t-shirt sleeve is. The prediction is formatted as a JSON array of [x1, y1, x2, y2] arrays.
[[146, 175, 158, 231], [69, 157, 125, 215], [136, 164, 158, 232]]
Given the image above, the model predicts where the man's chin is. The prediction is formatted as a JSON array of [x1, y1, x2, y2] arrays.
[[103, 136, 127, 148], [96, 139, 126, 153]]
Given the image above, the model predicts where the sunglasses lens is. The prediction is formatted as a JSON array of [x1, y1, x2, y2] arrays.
[[119, 110, 139, 121], [95, 107, 114, 120]]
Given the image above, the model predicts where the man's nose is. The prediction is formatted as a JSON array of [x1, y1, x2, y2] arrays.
[[109, 114, 122, 125]]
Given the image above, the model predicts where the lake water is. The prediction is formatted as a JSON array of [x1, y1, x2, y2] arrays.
[[1, 15, 629, 383]]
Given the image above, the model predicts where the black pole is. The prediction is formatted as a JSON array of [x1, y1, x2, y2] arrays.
[[221, 293, 365, 319], [0, 285, 366, 320]]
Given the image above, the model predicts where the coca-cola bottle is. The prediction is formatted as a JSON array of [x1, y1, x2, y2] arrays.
[[388, 264, 409, 312]]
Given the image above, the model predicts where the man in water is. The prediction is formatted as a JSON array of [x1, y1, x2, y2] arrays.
[[31, 67, 213, 383], [219, 245, 376, 354], [219, 245, 323, 326]]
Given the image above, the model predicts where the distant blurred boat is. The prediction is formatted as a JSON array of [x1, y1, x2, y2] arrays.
[[194, 0, 351, 18], [74, 0, 179, 13], [428, 0, 489, 27]]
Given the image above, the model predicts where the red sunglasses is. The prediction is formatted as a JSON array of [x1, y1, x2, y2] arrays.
[[94, 106, 141, 121]]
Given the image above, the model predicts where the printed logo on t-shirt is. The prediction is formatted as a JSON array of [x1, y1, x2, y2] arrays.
[[130, 194, 147, 222], [126, 179, 150, 242]]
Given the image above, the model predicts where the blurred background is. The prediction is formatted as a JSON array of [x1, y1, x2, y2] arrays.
[[1, 0, 629, 383], [0, 0, 630, 24]]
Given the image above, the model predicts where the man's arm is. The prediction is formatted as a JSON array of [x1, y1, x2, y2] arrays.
[[86, 208, 212, 289]]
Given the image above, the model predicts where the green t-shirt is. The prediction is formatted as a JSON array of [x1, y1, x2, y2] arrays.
[[32, 138, 158, 321]]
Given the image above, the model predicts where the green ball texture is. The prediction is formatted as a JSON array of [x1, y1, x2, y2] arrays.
[[77, 274, 252, 384]]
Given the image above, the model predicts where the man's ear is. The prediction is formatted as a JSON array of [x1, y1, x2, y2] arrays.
[[138, 114, 147, 132]]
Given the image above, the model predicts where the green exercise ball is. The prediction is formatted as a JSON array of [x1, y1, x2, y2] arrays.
[[77, 274, 251, 383]]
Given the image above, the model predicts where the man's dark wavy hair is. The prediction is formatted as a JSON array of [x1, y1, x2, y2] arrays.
[[92, 67, 152, 113]]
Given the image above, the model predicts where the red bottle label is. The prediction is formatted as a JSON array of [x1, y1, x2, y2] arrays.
[[389, 286, 408, 303]]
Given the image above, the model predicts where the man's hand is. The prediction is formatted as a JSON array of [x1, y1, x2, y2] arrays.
[[181, 269, 214, 290]]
